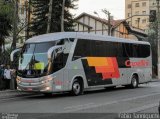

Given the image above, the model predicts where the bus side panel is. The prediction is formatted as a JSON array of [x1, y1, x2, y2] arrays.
[[68, 59, 89, 90], [111, 69, 128, 86]]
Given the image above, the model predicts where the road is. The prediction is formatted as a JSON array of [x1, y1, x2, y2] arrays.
[[0, 81, 160, 119]]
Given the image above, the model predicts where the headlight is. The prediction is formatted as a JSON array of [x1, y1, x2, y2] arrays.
[[41, 76, 54, 84], [46, 76, 53, 81], [41, 80, 46, 84], [16, 77, 21, 83]]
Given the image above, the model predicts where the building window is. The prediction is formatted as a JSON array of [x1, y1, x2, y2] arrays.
[[142, 19, 146, 23], [128, 4, 131, 8], [142, 11, 146, 14], [135, 11, 139, 15], [142, 2, 146, 7], [128, 13, 131, 17], [135, 3, 139, 7], [128, 21, 131, 25]]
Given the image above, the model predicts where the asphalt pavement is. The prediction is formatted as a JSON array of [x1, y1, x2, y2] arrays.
[[0, 79, 160, 119]]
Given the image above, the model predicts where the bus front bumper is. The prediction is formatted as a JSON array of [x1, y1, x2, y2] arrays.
[[17, 82, 53, 92]]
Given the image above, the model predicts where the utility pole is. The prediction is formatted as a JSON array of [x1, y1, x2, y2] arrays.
[[12, 0, 18, 50], [102, 9, 111, 36], [47, 0, 53, 33], [156, 0, 160, 79], [61, 0, 65, 32], [26, 0, 31, 39]]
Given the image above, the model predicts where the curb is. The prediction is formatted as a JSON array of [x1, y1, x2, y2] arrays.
[[151, 79, 160, 82]]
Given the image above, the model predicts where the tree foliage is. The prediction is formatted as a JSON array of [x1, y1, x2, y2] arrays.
[[0, 0, 13, 55], [30, 0, 78, 36], [148, 21, 158, 77], [0, 0, 13, 62]]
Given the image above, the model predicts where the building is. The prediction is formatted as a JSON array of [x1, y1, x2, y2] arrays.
[[18, 0, 32, 44], [74, 12, 147, 40], [125, 0, 159, 33], [18, 0, 27, 44], [74, 13, 130, 39]]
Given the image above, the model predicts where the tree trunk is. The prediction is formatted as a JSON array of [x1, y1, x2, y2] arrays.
[[12, 0, 18, 50], [47, 0, 53, 33]]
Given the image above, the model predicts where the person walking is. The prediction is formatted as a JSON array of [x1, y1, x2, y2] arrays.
[[0, 65, 5, 90], [4, 65, 11, 89], [11, 68, 17, 89]]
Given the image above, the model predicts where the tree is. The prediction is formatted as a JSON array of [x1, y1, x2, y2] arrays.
[[148, 21, 158, 77], [30, 0, 49, 36], [30, 0, 78, 36], [0, 13, 12, 64], [0, 0, 12, 53], [0, 0, 13, 64]]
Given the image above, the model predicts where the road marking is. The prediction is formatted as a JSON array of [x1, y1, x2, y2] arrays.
[[63, 101, 118, 112], [122, 103, 159, 113], [64, 103, 95, 110], [63, 92, 160, 112]]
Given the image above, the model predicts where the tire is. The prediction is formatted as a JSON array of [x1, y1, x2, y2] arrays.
[[71, 79, 83, 96], [130, 75, 138, 88], [105, 86, 116, 90], [43, 93, 53, 97]]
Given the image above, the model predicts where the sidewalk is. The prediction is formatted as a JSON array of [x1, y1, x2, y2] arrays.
[[0, 90, 37, 99], [151, 78, 160, 82]]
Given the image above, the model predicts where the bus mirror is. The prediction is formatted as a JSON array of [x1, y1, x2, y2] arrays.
[[10, 48, 21, 62], [47, 46, 63, 60]]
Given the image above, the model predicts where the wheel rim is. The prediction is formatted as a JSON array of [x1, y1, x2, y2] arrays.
[[73, 82, 81, 95], [132, 77, 137, 87]]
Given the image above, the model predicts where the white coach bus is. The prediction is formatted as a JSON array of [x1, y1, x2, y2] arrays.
[[11, 32, 152, 96]]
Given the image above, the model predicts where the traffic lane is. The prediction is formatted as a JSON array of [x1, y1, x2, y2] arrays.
[[0, 113, 118, 119], [0, 82, 160, 113]]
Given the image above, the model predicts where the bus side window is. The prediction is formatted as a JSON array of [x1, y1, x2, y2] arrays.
[[132, 44, 138, 57], [138, 44, 150, 58], [73, 39, 89, 60], [117, 42, 123, 57], [122, 43, 133, 57], [122, 43, 128, 57]]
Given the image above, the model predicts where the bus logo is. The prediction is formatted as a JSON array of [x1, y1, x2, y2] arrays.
[[86, 57, 120, 80], [125, 60, 149, 67]]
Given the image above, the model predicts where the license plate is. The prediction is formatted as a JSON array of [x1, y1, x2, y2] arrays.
[[27, 88, 33, 91]]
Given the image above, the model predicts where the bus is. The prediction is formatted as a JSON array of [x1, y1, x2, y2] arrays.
[[11, 32, 152, 96]]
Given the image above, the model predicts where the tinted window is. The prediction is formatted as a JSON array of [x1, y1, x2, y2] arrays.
[[138, 44, 150, 57], [34, 42, 56, 53], [73, 39, 150, 60]]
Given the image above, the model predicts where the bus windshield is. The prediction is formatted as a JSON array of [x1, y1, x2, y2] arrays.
[[18, 42, 56, 78]]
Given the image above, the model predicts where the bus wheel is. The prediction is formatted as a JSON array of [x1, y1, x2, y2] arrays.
[[105, 86, 116, 90], [71, 79, 83, 96], [43, 93, 53, 97], [130, 75, 138, 88]]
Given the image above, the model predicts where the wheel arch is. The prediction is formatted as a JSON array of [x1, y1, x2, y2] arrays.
[[130, 72, 139, 84], [70, 75, 86, 90]]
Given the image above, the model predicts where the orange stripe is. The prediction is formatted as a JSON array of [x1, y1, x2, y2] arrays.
[[106, 58, 114, 67], [87, 57, 108, 66]]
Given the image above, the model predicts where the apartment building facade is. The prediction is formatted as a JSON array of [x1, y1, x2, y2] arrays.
[[18, 0, 32, 44], [125, 0, 159, 33]]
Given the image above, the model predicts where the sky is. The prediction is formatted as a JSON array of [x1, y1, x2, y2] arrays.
[[71, 0, 125, 20]]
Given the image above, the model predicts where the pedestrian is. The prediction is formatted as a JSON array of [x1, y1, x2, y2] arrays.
[[0, 65, 5, 90], [11, 68, 17, 89], [4, 65, 11, 89]]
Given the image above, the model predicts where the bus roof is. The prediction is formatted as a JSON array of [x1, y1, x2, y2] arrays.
[[26, 32, 150, 45]]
